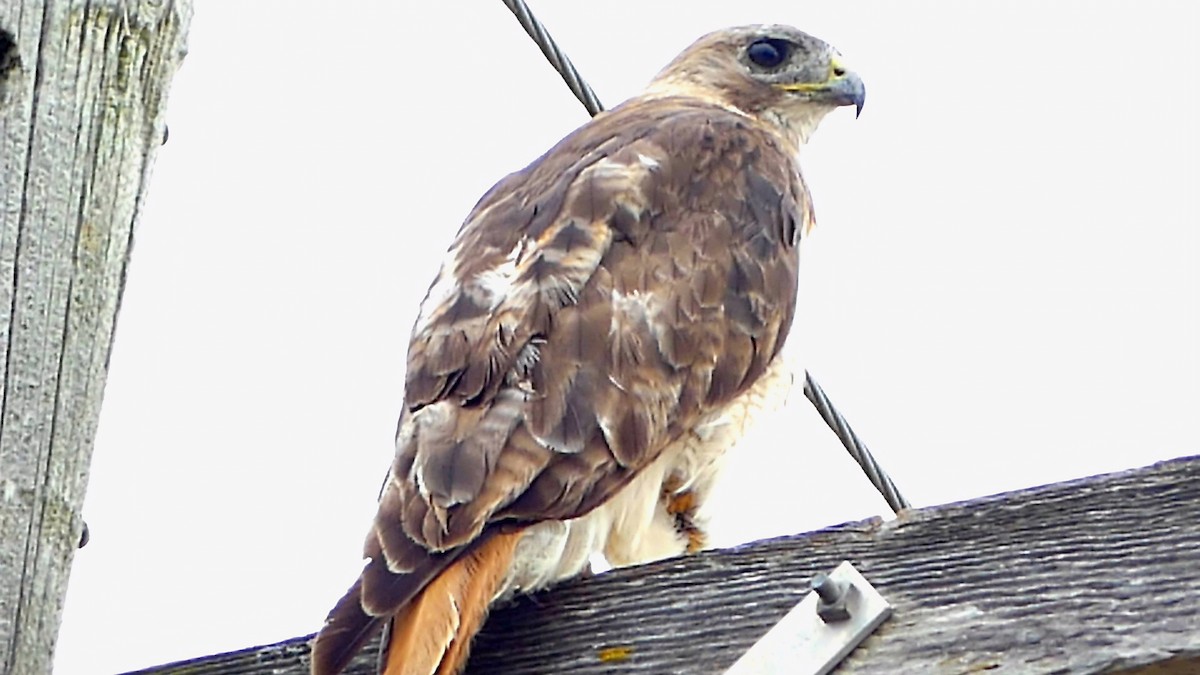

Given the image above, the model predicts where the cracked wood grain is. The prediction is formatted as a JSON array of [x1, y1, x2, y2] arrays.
[[129, 456, 1200, 675], [0, 2, 192, 672]]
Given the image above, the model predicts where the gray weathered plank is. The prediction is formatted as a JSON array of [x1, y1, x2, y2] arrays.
[[126, 456, 1200, 674], [0, 2, 192, 672]]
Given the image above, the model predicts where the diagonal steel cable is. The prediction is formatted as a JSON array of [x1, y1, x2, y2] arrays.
[[498, 0, 910, 515], [500, 0, 604, 117], [802, 374, 909, 511]]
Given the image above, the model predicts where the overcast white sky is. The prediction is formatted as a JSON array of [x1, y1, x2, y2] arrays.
[[54, 2, 1198, 673]]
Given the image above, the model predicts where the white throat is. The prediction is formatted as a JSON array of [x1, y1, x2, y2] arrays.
[[761, 104, 837, 149]]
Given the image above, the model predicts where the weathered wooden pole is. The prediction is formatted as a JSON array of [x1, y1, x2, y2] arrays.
[[0, 2, 192, 672], [128, 457, 1200, 675]]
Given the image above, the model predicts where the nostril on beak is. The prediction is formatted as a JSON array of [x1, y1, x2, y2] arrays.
[[832, 66, 847, 77]]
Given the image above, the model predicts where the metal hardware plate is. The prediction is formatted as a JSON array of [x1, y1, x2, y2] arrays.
[[725, 561, 892, 675]]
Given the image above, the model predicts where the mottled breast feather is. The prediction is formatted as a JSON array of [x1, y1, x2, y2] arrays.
[[363, 95, 810, 624]]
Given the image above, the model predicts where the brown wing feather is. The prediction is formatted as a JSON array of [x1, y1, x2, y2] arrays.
[[309, 526, 460, 675], [311, 96, 809, 674]]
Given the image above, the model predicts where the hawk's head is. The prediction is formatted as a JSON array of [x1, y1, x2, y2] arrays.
[[648, 25, 865, 146]]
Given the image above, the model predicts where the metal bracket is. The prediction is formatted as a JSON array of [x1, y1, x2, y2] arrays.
[[724, 560, 891, 675]]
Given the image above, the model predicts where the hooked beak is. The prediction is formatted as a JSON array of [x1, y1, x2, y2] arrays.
[[776, 57, 866, 118]]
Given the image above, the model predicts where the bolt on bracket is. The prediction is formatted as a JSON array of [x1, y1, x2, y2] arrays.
[[724, 560, 891, 675]]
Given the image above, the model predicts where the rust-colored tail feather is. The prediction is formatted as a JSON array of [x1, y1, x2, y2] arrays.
[[312, 536, 457, 675], [383, 529, 523, 675]]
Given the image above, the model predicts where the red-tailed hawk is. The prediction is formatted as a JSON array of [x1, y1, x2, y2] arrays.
[[311, 24, 864, 675]]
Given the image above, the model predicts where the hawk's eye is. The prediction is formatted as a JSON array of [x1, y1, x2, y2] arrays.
[[747, 39, 790, 69]]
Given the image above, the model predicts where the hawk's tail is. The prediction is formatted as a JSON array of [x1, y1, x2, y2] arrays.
[[382, 529, 523, 675], [310, 528, 523, 675]]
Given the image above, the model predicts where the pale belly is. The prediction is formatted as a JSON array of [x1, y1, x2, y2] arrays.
[[498, 355, 794, 598]]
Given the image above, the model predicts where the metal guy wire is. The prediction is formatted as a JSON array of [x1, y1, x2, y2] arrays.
[[498, 0, 910, 515], [803, 374, 910, 511], [500, 0, 604, 117]]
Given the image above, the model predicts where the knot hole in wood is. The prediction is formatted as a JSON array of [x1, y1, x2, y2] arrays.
[[0, 26, 18, 106]]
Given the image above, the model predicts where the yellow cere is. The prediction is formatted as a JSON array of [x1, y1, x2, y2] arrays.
[[776, 58, 846, 91]]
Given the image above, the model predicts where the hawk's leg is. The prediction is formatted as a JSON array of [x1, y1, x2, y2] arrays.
[[662, 478, 706, 553]]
